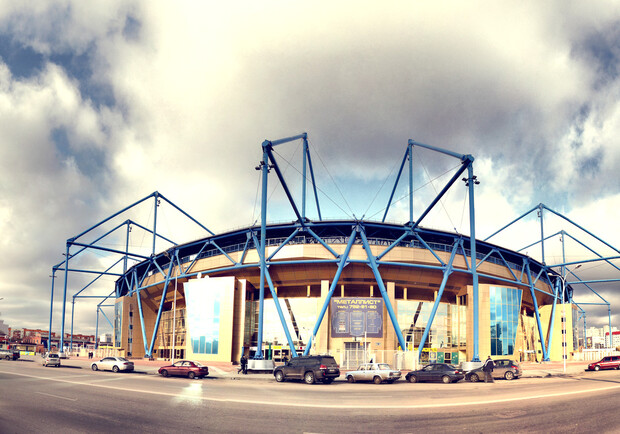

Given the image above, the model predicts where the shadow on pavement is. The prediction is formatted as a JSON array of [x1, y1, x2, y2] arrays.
[[575, 375, 620, 385]]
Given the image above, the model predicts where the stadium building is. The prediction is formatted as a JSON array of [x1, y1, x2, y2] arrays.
[[52, 135, 584, 369]]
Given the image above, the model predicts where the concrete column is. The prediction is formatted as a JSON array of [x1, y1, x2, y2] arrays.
[[386, 281, 396, 364], [318, 280, 330, 354]]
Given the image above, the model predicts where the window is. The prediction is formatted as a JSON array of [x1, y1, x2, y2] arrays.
[[489, 287, 522, 356]]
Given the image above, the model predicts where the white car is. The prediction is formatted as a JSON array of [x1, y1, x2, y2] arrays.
[[91, 356, 134, 373], [345, 362, 401, 384], [41, 353, 61, 367]]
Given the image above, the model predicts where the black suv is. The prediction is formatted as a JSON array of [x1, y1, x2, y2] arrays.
[[273, 355, 340, 384]]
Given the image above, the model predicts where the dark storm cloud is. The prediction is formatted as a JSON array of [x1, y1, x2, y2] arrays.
[[573, 21, 620, 88]]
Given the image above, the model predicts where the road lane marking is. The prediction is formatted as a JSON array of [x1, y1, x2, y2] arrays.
[[3, 369, 620, 409], [35, 391, 78, 402]]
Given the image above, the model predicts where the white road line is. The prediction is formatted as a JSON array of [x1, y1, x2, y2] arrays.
[[35, 391, 78, 402], [3, 370, 619, 409]]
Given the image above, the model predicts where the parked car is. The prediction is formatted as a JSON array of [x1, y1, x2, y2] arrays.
[[273, 355, 340, 384], [41, 352, 61, 367], [405, 363, 464, 383], [0, 348, 20, 360], [587, 356, 620, 371], [345, 362, 401, 384], [158, 360, 209, 379], [91, 356, 134, 372], [465, 359, 522, 381]]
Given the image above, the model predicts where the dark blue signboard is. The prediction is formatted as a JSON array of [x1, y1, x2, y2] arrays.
[[330, 298, 383, 338]]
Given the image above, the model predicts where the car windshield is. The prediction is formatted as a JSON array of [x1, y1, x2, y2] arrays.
[[49, 354, 59, 358], [194, 362, 205, 367], [117, 357, 129, 362], [378, 364, 390, 370]]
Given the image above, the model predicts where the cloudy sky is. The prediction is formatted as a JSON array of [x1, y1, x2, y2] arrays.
[[1, 1, 620, 339]]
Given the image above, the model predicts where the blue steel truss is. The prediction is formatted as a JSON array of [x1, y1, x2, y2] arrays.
[[486, 203, 620, 357], [49, 135, 618, 363], [48, 192, 212, 352]]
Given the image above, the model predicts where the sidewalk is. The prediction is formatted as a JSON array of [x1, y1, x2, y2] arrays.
[[518, 360, 588, 378]]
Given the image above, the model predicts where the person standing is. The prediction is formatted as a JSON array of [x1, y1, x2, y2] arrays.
[[483, 356, 494, 383], [238, 355, 245, 374], [242, 355, 248, 375]]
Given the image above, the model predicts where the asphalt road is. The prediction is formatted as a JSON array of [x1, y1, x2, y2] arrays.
[[1, 358, 620, 433]]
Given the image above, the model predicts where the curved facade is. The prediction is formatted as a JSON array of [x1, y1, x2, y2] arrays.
[[113, 220, 571, 368]]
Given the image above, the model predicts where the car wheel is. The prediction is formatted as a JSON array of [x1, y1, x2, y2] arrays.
[[113, 366, 120, 373], [442, 375, 451, 384], [347, 375, 355, 383], [407, 374, 417, 383], [304, 371, 315, 384], [188, 371, 196, 379], [470, 373, 480, 383], [161, 370, 169, 378], [594, 365, 600, 371], [373, 376, 382, 385], [505, 371, 515, 380], [274, 371, 284, 382], [323, 378, 334, 384], [91, 364, 98, 371]]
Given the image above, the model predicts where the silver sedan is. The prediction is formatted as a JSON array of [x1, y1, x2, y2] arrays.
[[91, 356, 134, 373], [346, 363, 402, 384]]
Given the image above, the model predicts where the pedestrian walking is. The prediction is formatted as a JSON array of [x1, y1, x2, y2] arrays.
[[483, 356, 494, 383], [238, 354, 247, 374]]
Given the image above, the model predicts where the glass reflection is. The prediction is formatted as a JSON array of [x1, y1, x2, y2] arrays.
[[489, 286, 522, 356], [397, 300, 466, 352], [185, 285, 220, 354]]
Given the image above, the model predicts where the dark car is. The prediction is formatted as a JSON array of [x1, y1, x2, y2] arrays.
[[465, 359, 522, 381], [273, 355, 340, 384], [587, 356, 620, 371], [405, 363, 464, 383], [158, 360, 209, 379]]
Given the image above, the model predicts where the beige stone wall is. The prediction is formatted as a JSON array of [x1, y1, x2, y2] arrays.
[[116, 291, 159, 359], [316, 280, 330, 354], [539, 303, 574, 361], [124, 240, 559, 363], [466, 284, 491, 360], [231, 279, 246, 362]]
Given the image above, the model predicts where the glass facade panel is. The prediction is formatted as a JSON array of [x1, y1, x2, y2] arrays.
[[489, 286, 522, 356], [186, 285, 221, 355], [397, 300, 466, 352], [248, 298, 318, 346]]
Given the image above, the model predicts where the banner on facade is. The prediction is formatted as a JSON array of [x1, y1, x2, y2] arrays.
[[330, 298, 383, 338]]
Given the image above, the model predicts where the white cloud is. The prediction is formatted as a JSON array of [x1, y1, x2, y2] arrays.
[[1, 1, 620, 332]]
